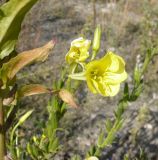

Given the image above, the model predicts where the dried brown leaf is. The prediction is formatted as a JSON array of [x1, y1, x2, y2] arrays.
[[17, 84, 50, 98], [0, 41, 55, 86], [59, 89, 78, 108]]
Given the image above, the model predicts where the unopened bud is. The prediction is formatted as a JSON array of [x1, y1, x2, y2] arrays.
[[92, 25, 101, 52], [19, 110, 33, 124]]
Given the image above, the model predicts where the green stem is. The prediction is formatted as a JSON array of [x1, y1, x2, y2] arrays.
[[91, 50, 97, 61], [0, 98, 6, 160], [94, 147, 101, 157]]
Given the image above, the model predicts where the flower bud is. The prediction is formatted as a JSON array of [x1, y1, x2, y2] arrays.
[[19, 110, 33, 124], [92, 25, 101, 52], [65, 37, 91, 64]]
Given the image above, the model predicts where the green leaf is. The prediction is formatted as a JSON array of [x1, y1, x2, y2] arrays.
[[71, 155, 81, 160], [134, 65, 141, 85], [27, 143, 37, 160], [87, 146, 95, 157], [115, 119, 124, 130], [97, 130, 104, 147], [0, 40, 16, 59], [105, 118, 113, 133], [0, 0, 39, 59], [123, 82, 129, 100], [10, 110, 33, 143], [48, 137, 59, 152], [124, 154, 129, 160], [32, 146, 39, 158]]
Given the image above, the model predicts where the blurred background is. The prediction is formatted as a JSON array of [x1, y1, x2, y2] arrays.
[[1, 0, 158, 159]]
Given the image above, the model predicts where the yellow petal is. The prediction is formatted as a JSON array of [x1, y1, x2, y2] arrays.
[[66, 37, 91, 64], [104, 84, 120, 96], [86, 78, 97, 94], [102, 52, 127, 84], [91, 80, 120, 96], [92, 79, 105, 95], [71, 37, 84, 47], [101, 51, 126, 73], [85, 156, 99, 160], [103, 71, 127, 84], [79, 48, 89, 61]]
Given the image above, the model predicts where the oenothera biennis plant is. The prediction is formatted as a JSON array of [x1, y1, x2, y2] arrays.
[[0, 40, 78, 159], [0, 1, 78, 159], [67, 37, 127, 96], [70, 28, 157, 160], [0, 0, 40, 159]]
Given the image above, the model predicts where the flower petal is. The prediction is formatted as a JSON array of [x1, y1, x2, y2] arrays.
[[104, 84, 120, 96], [104, 70, 127, 84], [66, 37, 91, 64], [85, 157, 99, 160], [92, 79, 105, 95], [71, 37, 84, 47], [86, 78, 97, 94], [91, 80, 120, 96], [103, 51, 126, 73]]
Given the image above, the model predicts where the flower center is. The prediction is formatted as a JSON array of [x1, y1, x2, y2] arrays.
[[90, 69, 102, 80], [70, 50, 80, 59]]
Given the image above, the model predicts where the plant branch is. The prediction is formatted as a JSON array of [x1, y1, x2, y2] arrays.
[[0, 98, 6, 160]]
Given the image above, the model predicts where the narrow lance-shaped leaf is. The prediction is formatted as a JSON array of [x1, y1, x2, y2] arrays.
[[0, 40, 55, 86], [10, 110, 33, 143], [97, 130, 105, 147], [17, 84, 51, 98], [0, 0, 39, 59]]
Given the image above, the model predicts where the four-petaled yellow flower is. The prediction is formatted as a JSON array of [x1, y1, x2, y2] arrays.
[[66, 37, 91, 64], [85, 52, 127, 96], [85, 156, 99, 160]]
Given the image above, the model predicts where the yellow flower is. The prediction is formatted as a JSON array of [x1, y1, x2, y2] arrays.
[[85, 156, 99, 160], [85, 52, 127, 96], [66, 37, 91, 64]]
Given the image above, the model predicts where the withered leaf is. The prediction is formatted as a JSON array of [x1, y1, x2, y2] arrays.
[[0, 41, 55, 86], [59, 89, 79, 108], [17, 84, 51, 98]]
